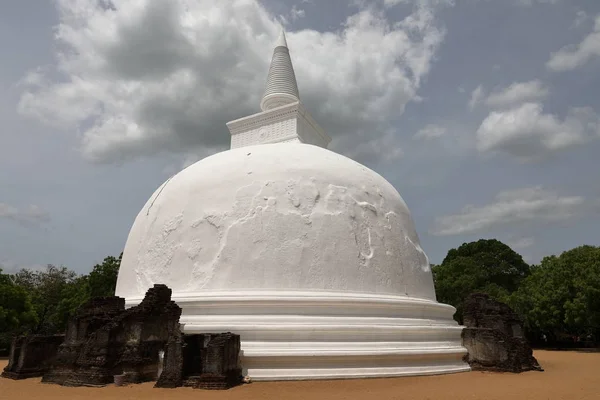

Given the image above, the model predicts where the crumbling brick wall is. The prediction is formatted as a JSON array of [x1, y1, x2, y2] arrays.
[[462, 293, 542, 372], [3, 284, 241, 390], [155, 332, 242, 390], [192, 333, 242, 390], [154, 329, 184, 388], [42, 284, 181, 387], [41, 296, 125, 386], [1, 334, 65, 379], [113, 284, 182, 385]]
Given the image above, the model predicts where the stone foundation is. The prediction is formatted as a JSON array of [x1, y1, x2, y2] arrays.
[[462, 293, 542, 373], [156, 333, 242, 389], [2, 285, 242, 390], [154, 329, 185, 388], [42, 296, 125, 386], [43, 284, 181, 387], [1, 335, 65, 379]]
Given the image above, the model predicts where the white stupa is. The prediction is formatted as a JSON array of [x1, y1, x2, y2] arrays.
[[116, 30, 469, 380]]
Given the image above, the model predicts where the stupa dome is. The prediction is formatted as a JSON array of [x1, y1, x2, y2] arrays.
[[115, 29, 468, 380], [116, 143, 435, 300]]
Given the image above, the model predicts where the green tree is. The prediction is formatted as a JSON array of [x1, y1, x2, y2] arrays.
[[511, 245, 600, 342], [88, 253, 121, 298], [12, 265, 78, 334], [433, 239, 530, 322], [53, 275, 91, 330], [0, 268, 38, 351], [5, 254, 122, 335]]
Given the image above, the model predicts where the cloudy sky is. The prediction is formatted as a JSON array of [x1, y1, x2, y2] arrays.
[[1, 0, 599, 273]]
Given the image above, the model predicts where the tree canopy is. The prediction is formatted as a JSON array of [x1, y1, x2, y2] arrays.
[[0, 255, 122, 352], [432, 239, 530, 322], [88, 253, 122, 298], [0, 269, 37, 330], [12, 265, 79, 334], [0, 268, 38, 348], [510, 245, 600, 342]]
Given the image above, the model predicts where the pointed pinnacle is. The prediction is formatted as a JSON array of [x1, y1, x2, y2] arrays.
[[276, 29, 288, 48]]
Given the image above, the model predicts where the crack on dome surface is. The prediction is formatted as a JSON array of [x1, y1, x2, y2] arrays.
[[146, 176, 173, 216], [132, 176, 432, 297], [119, 144, 436, 300]]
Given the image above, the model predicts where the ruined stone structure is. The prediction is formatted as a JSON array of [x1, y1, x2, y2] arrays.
[[1, 334, 64, 379], [461, 293, 542, 373], [43, 284, 181, 386], [154, 329, 185, 388], [111, 284, 181, 385], [2, 284, 243, 389], [41, 296, 126, 385], [156, 333, 242, 390], [184, 333, 242, 389]]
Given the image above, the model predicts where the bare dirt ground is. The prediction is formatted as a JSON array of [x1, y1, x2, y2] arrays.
[[1, 350, 598, 400]]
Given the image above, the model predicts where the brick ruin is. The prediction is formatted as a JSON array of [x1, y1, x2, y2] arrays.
[[2, 284, 242, 390], [156, 333, 242, 389], [41, 296, 126, 385], [461, 293, 543, 373], [1, 334, 65, 379], [107, 284, 182, 385], [42, 284, 181, 386], [191, 333, 242, 389]]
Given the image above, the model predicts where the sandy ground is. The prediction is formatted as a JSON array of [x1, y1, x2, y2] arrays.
[[1, 350, 599, 400]]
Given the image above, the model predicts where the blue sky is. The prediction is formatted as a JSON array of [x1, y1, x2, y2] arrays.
[[1, 0, 599, 273]]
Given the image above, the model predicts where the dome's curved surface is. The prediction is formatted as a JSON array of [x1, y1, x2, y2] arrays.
[[116, 143, 468, 380], [116, 143, 434, 300]]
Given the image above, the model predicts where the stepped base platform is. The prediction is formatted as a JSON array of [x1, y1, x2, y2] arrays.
[[125, 291, 470, 381]]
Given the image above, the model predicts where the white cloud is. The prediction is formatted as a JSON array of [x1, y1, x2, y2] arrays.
[[507, 237, 535, 250], [383, 0, 455, 7], [573, 10, 588, 29], [290, 5, 305, 21], [18, 0, 447, 165], [468, 85, 484, 110], [0, 203, 50, 225], [414, 124, 446, 139], [484, 80, 549, 108], [383, 0, 415, 6], [469, 80, 549, 110], [515, 0, 559, 6], [466, 0, 559, 6], [431, 186, 584, 236], [547, 14, 600, 71], [476, 102, 600, 161]]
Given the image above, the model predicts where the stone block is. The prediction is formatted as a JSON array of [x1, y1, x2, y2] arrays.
[[157, 332, 242, 390], [461, 293, 542, 373]]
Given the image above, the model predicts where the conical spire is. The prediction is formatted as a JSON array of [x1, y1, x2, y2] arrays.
[[275, 29, 288, 48], [260, 29, 300, 111]]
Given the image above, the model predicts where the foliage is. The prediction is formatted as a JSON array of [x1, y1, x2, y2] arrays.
[[433, 239, 530, 322], [88, 253, 122, 298], [0, 255, 121, 353], [12, 265, 79, 333], [53, 275, 91, 331], [510, 245, 600, 341], [6, 255, 121, 335], [0, 268, 38, 350]]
